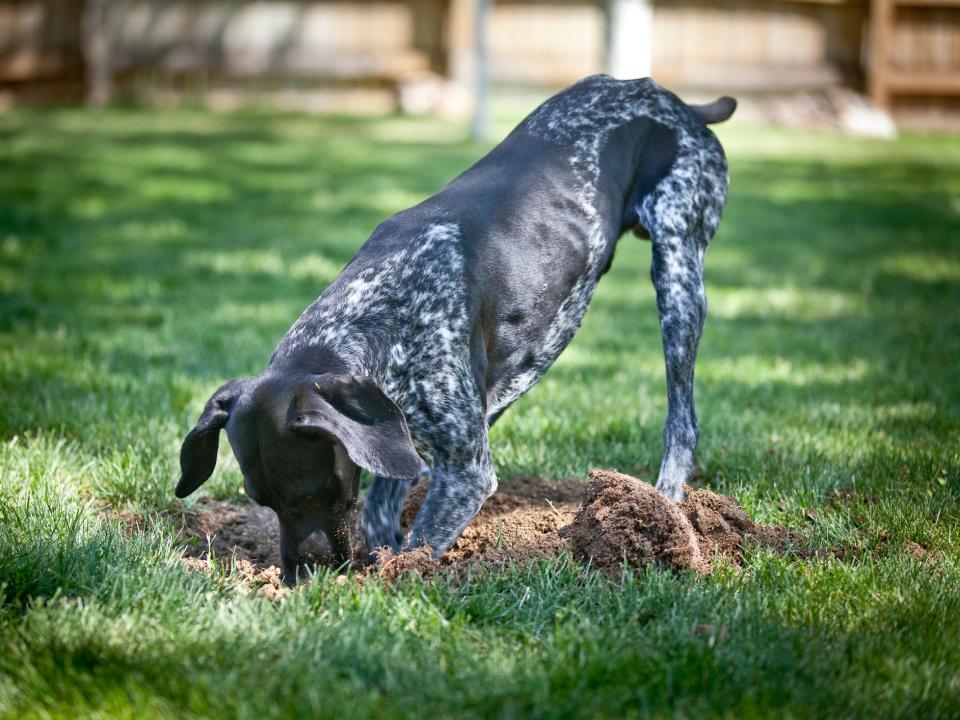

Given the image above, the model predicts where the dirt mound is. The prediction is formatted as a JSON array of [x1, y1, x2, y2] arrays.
[[559, 470, 709, 574], [174, 470, 794, 589], [180, 500, 281, 568], [559, 469, 789, 577], [176, 476, 582, 587], [412, 477, 579, 554]]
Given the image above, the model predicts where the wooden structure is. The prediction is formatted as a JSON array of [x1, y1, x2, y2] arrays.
[[0, 0, 865, 91], [869, 0, 960, 108], [651, 0, 867, 91], [0, 0, 82, 92]]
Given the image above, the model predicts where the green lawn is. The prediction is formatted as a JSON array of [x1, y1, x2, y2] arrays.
[[1, 105, 959, 718]]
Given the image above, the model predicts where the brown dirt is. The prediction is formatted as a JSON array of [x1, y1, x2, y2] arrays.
[[178, 500, 291, 599], [172, 470, 798, 589], [175, 476, 583, 587], [559, 471, 709, 575], [559, 470, 790, 577], [405, 475, 581, 562], [367, 475, 582, 581], [180, 500, 281, 568], [903, 540, 936, 562], [371, 545, 439, 582]]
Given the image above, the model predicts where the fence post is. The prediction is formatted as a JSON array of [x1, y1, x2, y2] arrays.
[[868, 0, 892, 108]]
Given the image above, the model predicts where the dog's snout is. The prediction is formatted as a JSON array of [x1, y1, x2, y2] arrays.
[[280, 527, 343, 586], [297, 529, 332, 563]]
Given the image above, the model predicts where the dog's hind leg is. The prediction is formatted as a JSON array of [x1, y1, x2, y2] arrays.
[[649, 235, 705, 502], [640, 146, 727, 501]]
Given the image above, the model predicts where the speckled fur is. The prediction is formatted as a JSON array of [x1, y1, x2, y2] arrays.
[[275, 222, 497, 552], [272, 75, 730, 554]]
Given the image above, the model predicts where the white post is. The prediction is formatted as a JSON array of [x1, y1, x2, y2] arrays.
[[607, 0, 653, 80]]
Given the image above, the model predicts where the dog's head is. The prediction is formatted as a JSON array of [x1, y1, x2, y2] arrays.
[[176, 373, 420, 585]]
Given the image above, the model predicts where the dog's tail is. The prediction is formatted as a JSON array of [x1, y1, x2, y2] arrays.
[[689, 96, 738, 125]]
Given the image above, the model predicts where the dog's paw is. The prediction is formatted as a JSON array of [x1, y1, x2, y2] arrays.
[[654, 481, 685, 503], [363, 526, 405, 556]]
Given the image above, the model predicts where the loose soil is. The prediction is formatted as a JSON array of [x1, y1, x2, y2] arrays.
[[372, 475, 582, 581], [176, 469, 798, 588]]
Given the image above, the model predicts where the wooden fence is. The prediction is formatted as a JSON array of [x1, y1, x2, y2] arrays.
[[870, 0, 960, 125], [0, 1, 82, 83], [1, 0, 959, 124]]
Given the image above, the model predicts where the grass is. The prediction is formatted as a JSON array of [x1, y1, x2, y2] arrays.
[[1, 103, 959, 718]]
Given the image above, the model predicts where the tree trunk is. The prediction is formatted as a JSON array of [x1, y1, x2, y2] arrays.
[[82, 0, 112, 106]]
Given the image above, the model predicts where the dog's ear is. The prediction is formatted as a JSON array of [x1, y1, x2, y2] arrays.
[[290, 374, 421, 480], [176, 378, 247, 498]]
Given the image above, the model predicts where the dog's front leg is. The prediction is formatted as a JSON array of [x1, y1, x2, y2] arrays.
[[404, 438, 497, 556], [362, 474, 419, 555], [362, 461, 431, 555], [649, 227, 708, 502]]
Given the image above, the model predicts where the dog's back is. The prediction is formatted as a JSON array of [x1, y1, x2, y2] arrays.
[[274, 76, 730, 427]]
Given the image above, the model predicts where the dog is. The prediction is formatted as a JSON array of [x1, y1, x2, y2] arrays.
[[175, 75, 735, 584]]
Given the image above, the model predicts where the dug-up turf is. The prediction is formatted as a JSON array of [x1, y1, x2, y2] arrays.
[[558, 469, 789, 577], [177, 469, 794, 589], [177, 475, 584, 591]]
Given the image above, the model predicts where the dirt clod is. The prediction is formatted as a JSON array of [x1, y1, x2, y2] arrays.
[[904, 540, 936, 561], [370, 545, 438, 582], [560, 469, 789, 577], [560, 470, 708, 574]]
